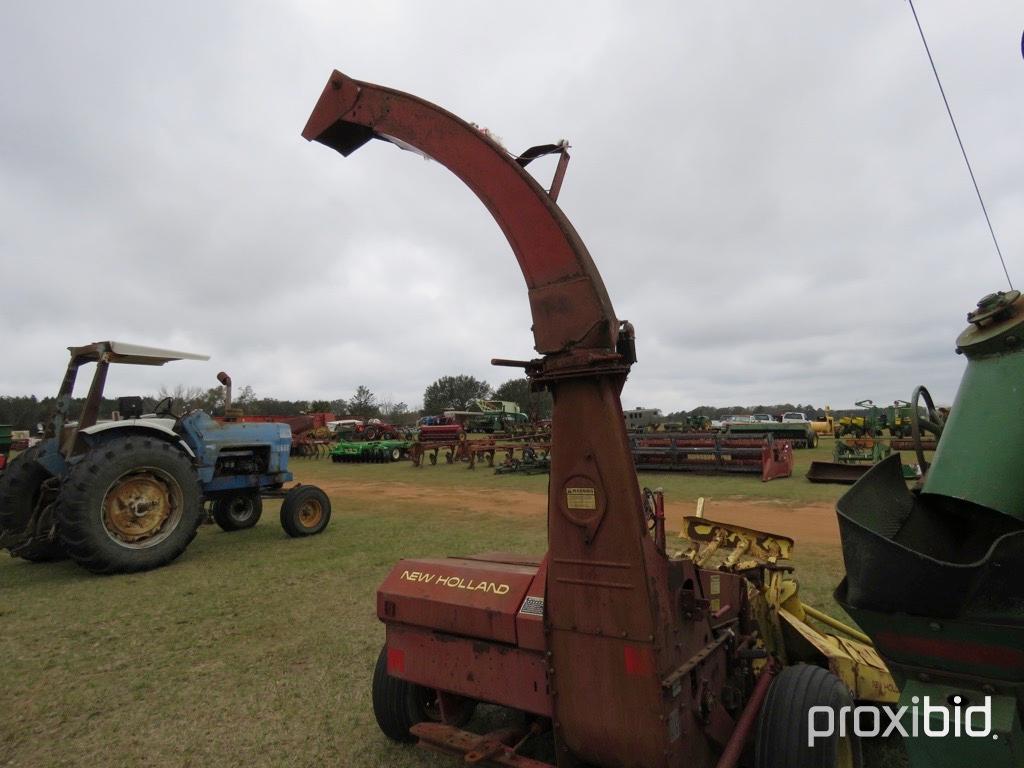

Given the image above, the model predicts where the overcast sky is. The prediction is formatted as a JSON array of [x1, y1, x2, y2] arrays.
[[2, 2, 1021, 413]]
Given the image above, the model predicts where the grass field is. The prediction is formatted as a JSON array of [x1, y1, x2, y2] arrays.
[[1, 443, 906, 767]]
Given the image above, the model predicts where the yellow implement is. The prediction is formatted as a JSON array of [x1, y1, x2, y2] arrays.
[[677, 508, 899, 704]]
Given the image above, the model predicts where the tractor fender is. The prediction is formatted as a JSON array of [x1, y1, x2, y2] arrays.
[[79, 420, 197, 459]]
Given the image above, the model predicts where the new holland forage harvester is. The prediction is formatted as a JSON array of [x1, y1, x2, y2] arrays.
[[304, 71, 876, 768]]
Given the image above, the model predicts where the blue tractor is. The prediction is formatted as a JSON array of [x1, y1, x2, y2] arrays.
[[0, 341, 331, 574]]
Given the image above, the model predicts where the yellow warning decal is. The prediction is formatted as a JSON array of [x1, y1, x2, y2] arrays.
[[566, 487, 597, 510]]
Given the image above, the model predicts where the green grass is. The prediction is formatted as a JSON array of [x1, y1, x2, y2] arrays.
[[0, 453, 905, 767]]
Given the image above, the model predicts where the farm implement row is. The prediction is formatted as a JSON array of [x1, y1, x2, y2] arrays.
[[720, 421, 818, 448], [631, 432, 794, 482], [410, 434, 551, 472], [807, 385, 945, 484]]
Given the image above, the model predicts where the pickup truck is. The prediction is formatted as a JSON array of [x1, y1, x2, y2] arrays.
[[781, 412, 810, 423], [751, 414, 776, 423]]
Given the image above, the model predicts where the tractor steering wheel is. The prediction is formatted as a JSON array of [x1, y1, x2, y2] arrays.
[[154, 396, 176, 418], [910, 385, 944, 473]]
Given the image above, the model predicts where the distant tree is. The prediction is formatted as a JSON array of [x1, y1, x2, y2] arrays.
[[200, 386, 226, 414], [348, 385, 379, 419], [309, 400, 333, 413], [157, 384, 209, 411], [493, 378, 552, 421], [423, 375, 492, 415], [0, 396, 43, 431], [378, 398, 412, 424], [236, 385, 257, 407], [329, 398, 348, 415]]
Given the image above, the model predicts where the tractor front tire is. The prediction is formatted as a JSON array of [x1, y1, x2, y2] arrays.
[[211, 493, 263, 532], [755, 664, 862, 768], [0, 445, 66, 562], [372, 646, 475, 743], [0, 445, 51, 533], [279, 485, 331, 537], [57, 437, 203, 574]]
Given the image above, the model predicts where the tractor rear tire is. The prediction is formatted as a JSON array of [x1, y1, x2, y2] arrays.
[[754, 664, 862, 768], [211, 493, 263, 532], [279, 485, 331, 537], [372, 646, 475, 743], [57, 436, 203, 574]]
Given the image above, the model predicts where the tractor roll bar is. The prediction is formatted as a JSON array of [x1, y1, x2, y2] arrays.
[[302, 71, 619, 357]]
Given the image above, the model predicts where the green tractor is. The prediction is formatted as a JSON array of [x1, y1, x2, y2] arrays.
[[0, 424, 11, 472], [835, 290, 1024, 766]]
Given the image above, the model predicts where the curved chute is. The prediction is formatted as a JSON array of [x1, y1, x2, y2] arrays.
[[302, 71, 618, 356]]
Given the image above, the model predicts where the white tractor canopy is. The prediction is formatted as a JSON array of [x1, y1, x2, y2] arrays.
[[67, 341, 210, 366]]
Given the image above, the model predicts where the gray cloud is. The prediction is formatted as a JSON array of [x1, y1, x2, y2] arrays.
[[1, 1, 1019, 412]]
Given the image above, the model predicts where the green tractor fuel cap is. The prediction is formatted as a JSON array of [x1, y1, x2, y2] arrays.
[[955, 289, 1024, 357]]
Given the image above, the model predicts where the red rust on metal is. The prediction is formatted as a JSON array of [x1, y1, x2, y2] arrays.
[[412, 723, 555, 768], [388, 624, 552, 716], [714, 661, 778, 768]]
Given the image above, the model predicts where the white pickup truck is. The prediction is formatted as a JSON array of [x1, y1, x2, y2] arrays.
[[781, 412, 810, 423]]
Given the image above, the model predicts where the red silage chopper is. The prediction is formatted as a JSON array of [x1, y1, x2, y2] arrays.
[[304, 73, 856, 768]]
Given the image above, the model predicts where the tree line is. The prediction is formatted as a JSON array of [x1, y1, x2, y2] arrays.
[[665, 404, 829, 421], [0, 375, 554, 431]]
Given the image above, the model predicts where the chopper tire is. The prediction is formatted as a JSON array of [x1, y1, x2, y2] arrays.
[[56, 437, 203, 574], [754, 664, 862, 768], [211, 493, 263, 531], [372, 646, 475, 743], [279, 485, 331, 537]]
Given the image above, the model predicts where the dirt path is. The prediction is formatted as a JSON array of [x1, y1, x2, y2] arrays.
[[665, 498, 840, 545], [318, 478, 840, 545]]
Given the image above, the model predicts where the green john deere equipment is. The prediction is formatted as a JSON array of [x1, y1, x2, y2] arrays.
[[806, 437, 922, 485], [330, 439, 410, 463], [0, 425, 11, 472], [836, 290, 1024, 766]]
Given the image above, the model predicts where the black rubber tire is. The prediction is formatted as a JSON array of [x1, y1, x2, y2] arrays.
[[211, 493, 263, 531], [808, 431, 819, 449], [0, 445, 52, 533], [371, 646, 475, 743], [13, 537, 67, 563], [755, 664, 862, 768], [56, 436, 203, 574], [389, 447, 402, 462], [279, 485, 331, 537]]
